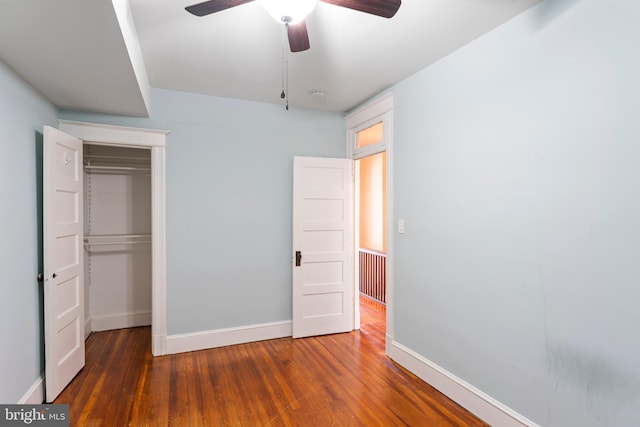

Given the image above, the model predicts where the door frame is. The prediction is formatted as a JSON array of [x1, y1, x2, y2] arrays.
[[58, 120, 169, 356], [345, 93, 394, 355]]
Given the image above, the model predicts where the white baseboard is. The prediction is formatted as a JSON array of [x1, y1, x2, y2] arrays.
[[91, 311, 151, 332], [388, 341, 539, 427], [166, 320, 293, 355], [18, 376, 44, 404]]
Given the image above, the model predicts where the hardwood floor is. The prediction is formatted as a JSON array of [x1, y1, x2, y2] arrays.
[[55, 300, 487, 426]]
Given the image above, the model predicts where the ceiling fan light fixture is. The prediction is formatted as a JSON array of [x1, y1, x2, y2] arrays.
[[258, 0, 318, 24]]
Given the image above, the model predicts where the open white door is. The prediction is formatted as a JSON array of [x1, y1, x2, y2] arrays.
[[292, 157, 353, 338], [43, 126, 85, 402]]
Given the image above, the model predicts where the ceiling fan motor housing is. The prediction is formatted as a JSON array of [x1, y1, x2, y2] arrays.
[[258, 0, 319, 24]]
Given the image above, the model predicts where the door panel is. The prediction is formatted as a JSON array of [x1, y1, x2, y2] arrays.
[[292, 157, 353, 338], [43, 126, 85, 402]]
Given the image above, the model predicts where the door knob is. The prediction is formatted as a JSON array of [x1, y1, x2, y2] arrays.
[[295, 251, 302, 267], [52, 273, 57, 278]]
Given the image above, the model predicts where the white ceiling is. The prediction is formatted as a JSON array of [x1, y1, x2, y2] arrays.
[[0, 0, 150, 116], [0, 0, 541, 116]]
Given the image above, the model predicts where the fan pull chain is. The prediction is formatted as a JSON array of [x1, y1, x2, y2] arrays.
[[281, 23, 289, 110], [281, 46, 285, 101]]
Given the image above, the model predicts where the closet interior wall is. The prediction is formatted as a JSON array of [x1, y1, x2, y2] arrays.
[[83, 144, 152, 334]]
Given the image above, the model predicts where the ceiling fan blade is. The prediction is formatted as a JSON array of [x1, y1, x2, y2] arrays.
[[185, 0, 254, 17], [320, 0, 401, 18], [287, 21, 310, 53]]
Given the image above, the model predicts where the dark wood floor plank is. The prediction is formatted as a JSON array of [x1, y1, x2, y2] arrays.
[[55, 301, 487, 426]]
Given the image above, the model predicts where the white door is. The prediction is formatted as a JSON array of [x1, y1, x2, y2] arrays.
[[292, 156, 353, 338], [43, 126, 85, 402]]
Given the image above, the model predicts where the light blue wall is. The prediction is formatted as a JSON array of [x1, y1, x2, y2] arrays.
[[392, 0, 640, 425], [59, 89, 346, 334], [0, 61, 58, 402]]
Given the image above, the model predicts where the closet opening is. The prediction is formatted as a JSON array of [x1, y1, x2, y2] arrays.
[[82, 144, 152, 337]]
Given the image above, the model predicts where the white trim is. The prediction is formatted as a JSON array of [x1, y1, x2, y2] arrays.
[[57, 120, 168, 356], [18, 377, 44, 404], [166, 321, 293, 355], [346, 92, 394, 130], [353, 160, 361, 331], [90, 311, 152, 331], [58, 120, 168, 147], [388, 341, 540, 427], [151, 146, 167, 355], [383, 109, 394, 355]]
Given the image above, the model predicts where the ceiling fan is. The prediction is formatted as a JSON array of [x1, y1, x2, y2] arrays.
[[185, 0, 402, 52]]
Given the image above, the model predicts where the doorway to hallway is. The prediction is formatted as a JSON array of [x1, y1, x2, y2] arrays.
[[355, 126, 387, 334], [347, 92, 393, 353]]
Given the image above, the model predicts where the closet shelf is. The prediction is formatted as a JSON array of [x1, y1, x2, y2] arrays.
[[84, 151, 151, 174], [84, 234, 151, 246], [84, 165, 151, 174], [84, 154, 150, 162]]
